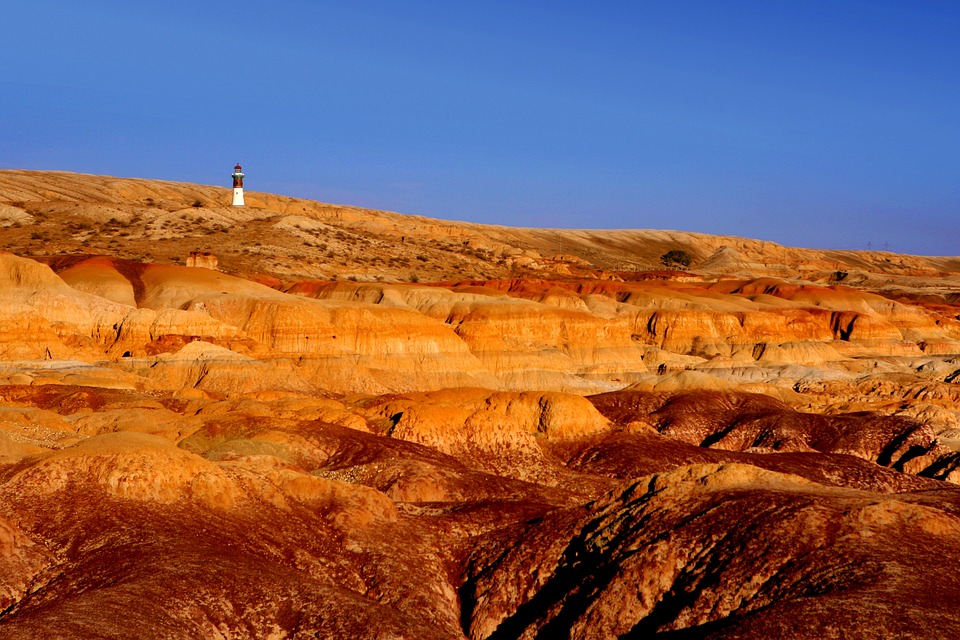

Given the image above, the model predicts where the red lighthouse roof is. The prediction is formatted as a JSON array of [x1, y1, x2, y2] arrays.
[[234, 163, 242, 170]]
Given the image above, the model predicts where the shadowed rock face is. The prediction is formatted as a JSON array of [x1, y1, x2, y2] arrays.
[[5, 171, 960, 637], [563, 430, 942, 493], [460, 464, 960, 639], [588, 390, 960, 481]]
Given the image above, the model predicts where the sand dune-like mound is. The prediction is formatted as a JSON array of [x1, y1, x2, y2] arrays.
[[363, 388, 610, 483]]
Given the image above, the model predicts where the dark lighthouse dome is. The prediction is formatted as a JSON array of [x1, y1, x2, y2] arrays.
[[231, 163, 245, 205]]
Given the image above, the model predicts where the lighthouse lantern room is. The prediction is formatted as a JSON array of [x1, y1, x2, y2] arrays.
[[231, 163, 245, 206]]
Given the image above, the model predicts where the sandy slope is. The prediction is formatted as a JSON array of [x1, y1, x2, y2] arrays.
[[4, 169, 960, 283]]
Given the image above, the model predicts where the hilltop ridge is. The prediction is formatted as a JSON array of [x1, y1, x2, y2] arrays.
[[2, 169, 958, 285]]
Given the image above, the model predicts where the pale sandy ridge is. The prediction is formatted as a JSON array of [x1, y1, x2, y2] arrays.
[[2, 169, 959, 284]]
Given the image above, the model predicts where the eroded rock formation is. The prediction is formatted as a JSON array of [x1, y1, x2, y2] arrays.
[[2, 171, 960, 637]]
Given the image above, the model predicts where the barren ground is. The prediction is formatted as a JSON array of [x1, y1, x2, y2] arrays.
[[2, 170, 960, 638]]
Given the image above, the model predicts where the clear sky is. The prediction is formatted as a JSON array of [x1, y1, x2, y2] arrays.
[[3, 1, 959, 255]]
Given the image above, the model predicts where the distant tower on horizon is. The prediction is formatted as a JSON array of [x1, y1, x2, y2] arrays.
[[231, 163, 245, 206]]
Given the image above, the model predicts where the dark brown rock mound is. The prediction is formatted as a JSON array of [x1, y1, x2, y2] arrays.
[[460, 463, 960, 639], [561, 430, 941, 493], [0, 433, 460, 639], [589, 390, 960, 481]]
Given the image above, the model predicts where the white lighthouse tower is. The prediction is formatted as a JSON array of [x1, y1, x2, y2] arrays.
[[231, 163, 245, 206]]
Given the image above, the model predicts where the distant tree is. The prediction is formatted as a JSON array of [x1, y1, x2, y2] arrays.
[[660, 249, 692, 269]]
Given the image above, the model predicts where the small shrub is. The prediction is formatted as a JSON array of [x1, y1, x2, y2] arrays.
[[191, 200, 203, 208], [660, 249, 692, 268]]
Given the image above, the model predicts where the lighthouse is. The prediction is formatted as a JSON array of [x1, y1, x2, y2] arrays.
[[231, 163, 245, 206]]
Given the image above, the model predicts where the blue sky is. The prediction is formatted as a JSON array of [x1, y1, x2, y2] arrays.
[[3, 1, 959, 255]]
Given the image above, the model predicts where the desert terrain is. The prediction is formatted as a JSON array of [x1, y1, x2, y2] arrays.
[[2, 169, 960, 637]]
